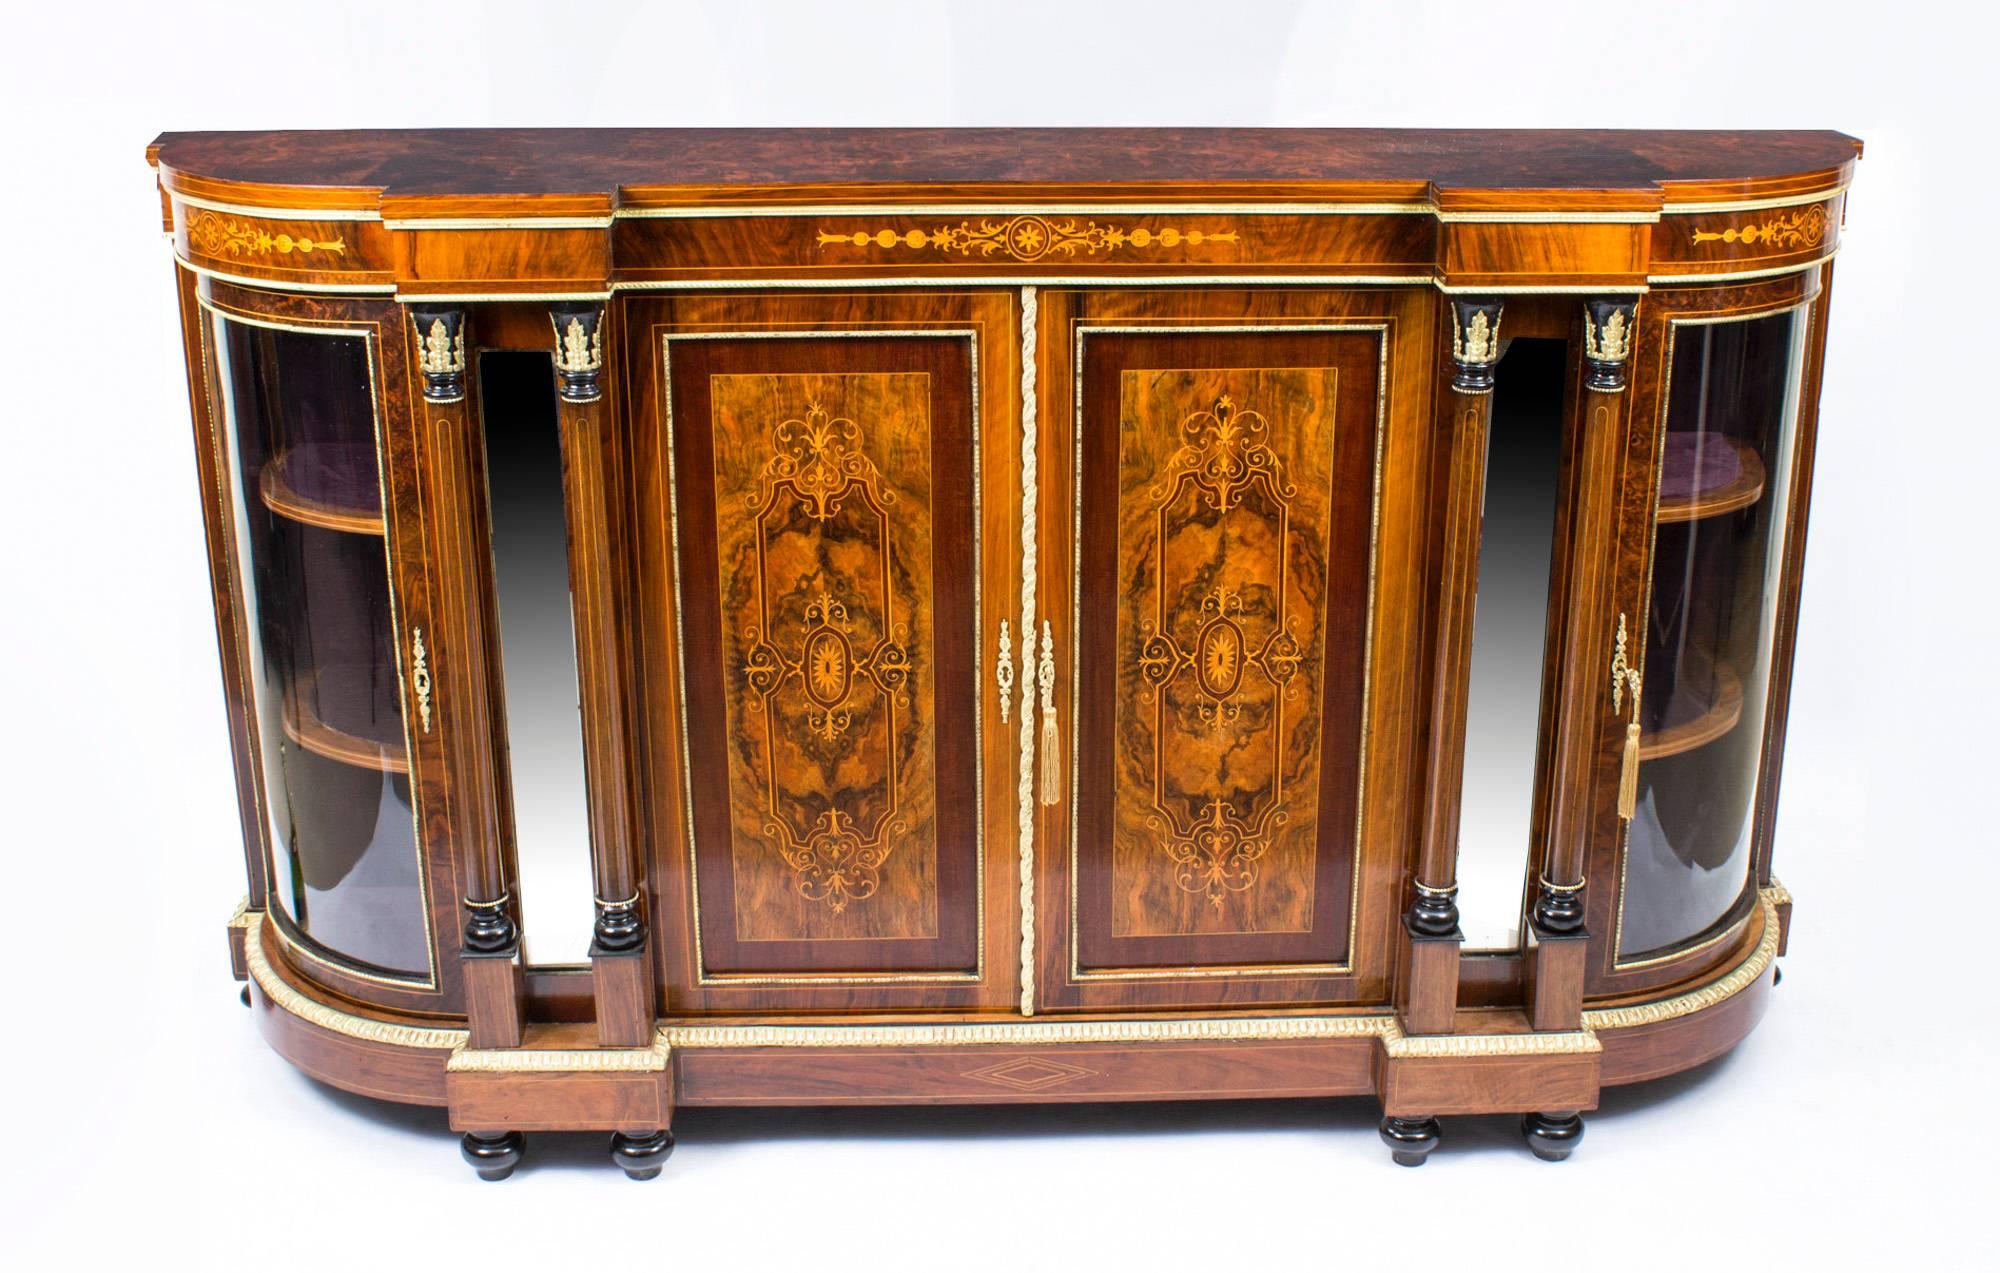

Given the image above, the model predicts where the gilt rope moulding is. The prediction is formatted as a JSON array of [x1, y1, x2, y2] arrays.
[[154, 127, 1855, 1178]]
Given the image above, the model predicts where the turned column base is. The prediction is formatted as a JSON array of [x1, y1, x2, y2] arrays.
[[1523, 1111, 1584, 1162], [610, 1129, 675, 1181], [1378, 1114, 1441, 1167], [460, 1130, 525, 1181]]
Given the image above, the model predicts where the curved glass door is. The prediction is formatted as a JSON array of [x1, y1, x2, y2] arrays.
[[1618, 305, 1809, 961], [209, 310, 431, 979]]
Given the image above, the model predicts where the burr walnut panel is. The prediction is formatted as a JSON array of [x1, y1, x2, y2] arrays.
[[1072, 329, 1382, 980], [1114, 370, 1341, 938], [709, 372, 937, 940], [663, 336, 980, 978]]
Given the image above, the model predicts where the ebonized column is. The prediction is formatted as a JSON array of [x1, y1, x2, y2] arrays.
[[408, 304, 525, 1050], [548, 303, 654, 1048], [1404, 295, 1503, 1035], [1529, 297, 1637, 1031]]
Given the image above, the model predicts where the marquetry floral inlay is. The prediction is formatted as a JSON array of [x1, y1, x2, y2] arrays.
[[188, 210, 346, 258], [748, 399, 898, 521], [1134, 393, 1306, 907], [1147, 394, 1297, 513], [1691, 203, 1830, 249], [738, 399, 914, 913], [816, 216, 1238, 263]]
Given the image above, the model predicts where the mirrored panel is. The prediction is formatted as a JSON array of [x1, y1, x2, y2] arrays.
[[1619, 307, 1809, 960], [1457, 338, 1567, 952], [478, 352, 596, 966], [210, 311, 430, 978]]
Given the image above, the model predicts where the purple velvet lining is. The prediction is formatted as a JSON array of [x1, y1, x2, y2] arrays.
[[281, 441, 382, 515], [1658, 432, 1741, 506]]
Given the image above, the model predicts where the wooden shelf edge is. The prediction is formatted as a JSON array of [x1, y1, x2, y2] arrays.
[[1655, 435, 1766, 525], [258, 449, 384, 536], [1640, 660, 1744, 761], [279, 668, 408, 774]]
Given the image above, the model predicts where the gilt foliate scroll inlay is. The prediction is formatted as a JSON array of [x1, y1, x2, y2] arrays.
[[816, 216, 1239, 263], [1691, 203, 1829, 249], [188, 210, 346, 258], [728, 393, 924, 917], [1127, 390, 1321, 910]]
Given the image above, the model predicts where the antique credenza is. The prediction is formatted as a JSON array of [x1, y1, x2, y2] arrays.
[[150, 129, 1855, 1177]]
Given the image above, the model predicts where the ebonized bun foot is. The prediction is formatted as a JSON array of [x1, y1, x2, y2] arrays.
[[239, 984, 251, 1007], [1379, 1115, 1441, 1167], [461, 1130, 525, 1181], [610, 1129, 675, 1180], [1523, 1111, 1584, 1162]]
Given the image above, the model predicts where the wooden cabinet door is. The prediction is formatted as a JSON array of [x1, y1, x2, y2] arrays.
[[1034, 289, 1431, 1012], [627, 293, 1019, 1013]]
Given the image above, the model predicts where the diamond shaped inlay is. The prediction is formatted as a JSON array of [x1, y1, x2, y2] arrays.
[[960, 1056, 1099, 1092]]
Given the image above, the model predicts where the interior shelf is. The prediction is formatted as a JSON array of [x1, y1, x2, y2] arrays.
[[279, 665, 408, 774], [1640, 659, 1744, 761], [1656, 434, 1766, 524], [258, 444, 384, 536]]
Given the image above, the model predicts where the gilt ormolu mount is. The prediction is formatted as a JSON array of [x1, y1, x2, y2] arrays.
[[152, 127, 1854, 1176]]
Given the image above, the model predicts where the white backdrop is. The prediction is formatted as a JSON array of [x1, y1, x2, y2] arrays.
[[1, 2, 1987, 1265]]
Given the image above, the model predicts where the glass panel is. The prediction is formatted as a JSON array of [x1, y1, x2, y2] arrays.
[[211, 313, 429, 977], [1620, 307, 1809, 959], [478, 352, 596, 966], [1458, 338, 1566, 951]]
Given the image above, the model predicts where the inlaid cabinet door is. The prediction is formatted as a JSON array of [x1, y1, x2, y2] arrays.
[[627, 293, 1019, 1013], [1034, 290, 1430, 1011]]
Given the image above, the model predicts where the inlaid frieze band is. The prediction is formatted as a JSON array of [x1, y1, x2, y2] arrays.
[[816, 217, 1239, 263], [1690, 203, 1829, 249], [189, 209, 347, 258]]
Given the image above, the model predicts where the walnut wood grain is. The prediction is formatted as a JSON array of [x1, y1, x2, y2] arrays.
[[151, 128, 1859, 202]]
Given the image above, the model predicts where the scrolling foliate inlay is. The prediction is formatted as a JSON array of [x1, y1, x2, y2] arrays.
[[816, 217, 1238, 263], [1116, 377, 1336, 929], [715, 378, 935, 932], [188, 210, 346, 258], [1691, 203, 1829, 249]]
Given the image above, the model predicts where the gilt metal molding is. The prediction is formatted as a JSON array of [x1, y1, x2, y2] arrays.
[[447, 1043, 669, 1073], [659, 1013, 1395, 1049], [240, 909, 468, 1051], [1583, 890, 1784, 1031]]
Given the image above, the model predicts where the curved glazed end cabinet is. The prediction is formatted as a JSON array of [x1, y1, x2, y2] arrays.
[[150, 128, 1855, 1176]]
